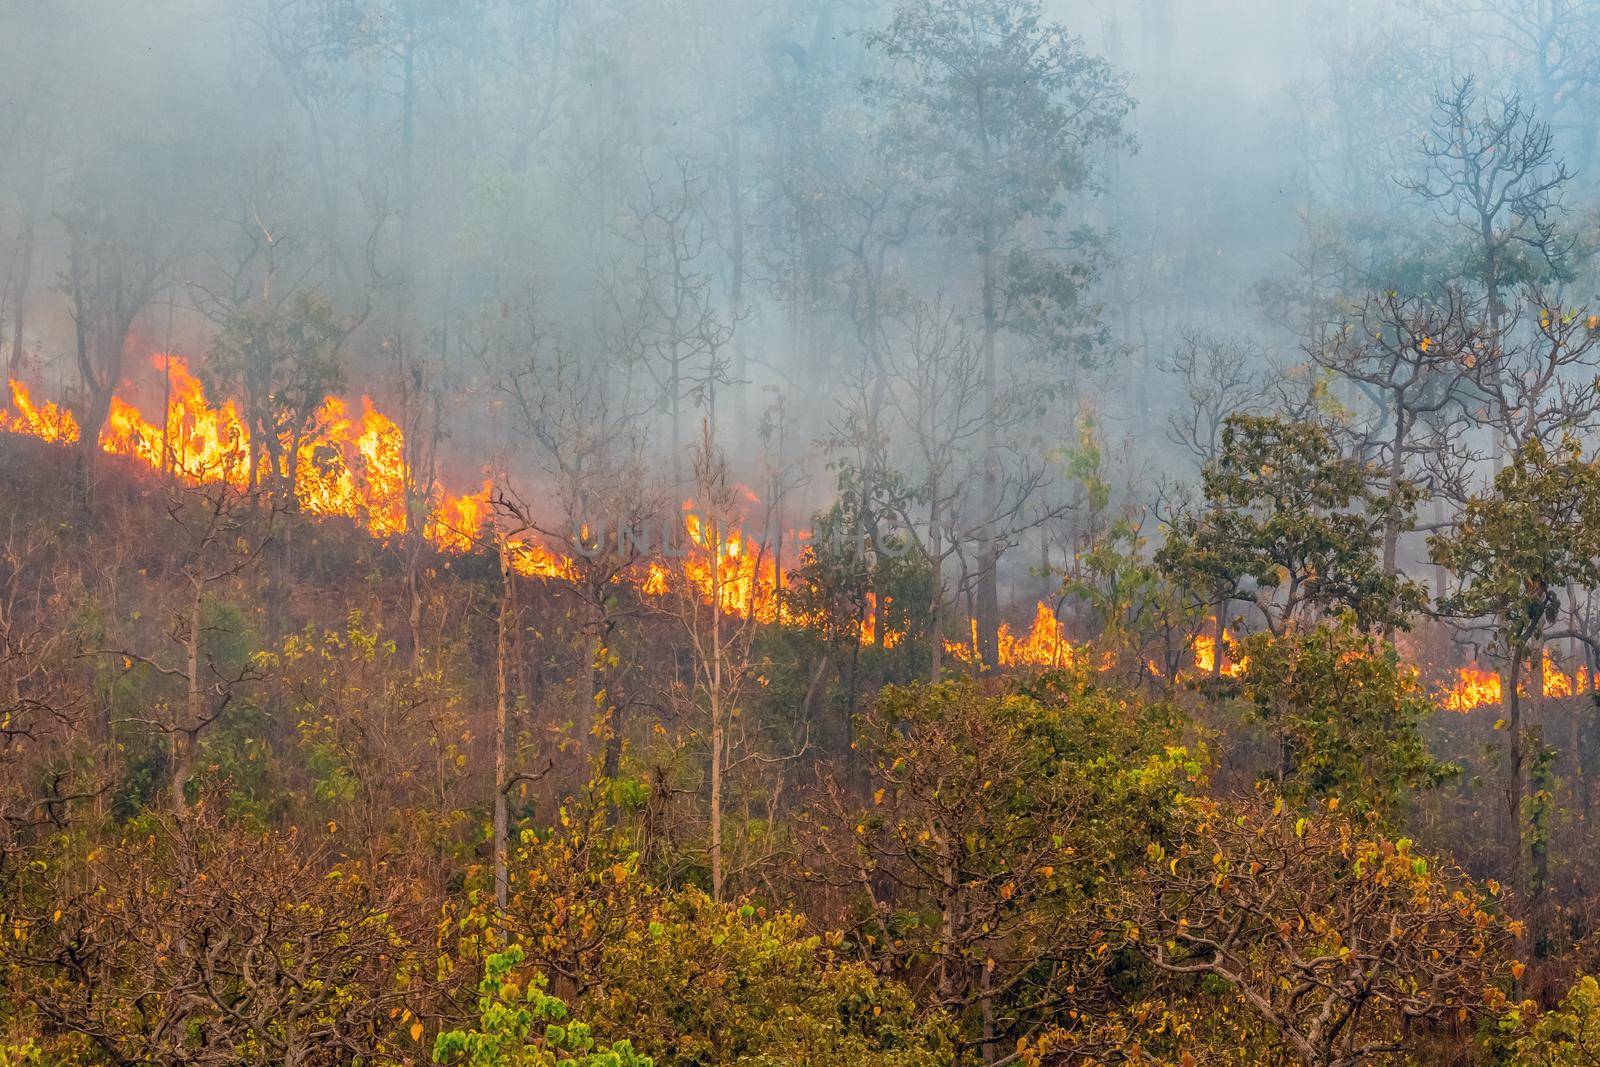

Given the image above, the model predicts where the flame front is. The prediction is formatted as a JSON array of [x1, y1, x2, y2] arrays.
[[20, 362, 1600, 677], [944, 601, 1083, 668], [1439, 664, 1503, 713], [1, 380, 80, 444], [102, 355, 251, 488], [1436, 651, 1595, 713], [1193, 630, 1245, 678]]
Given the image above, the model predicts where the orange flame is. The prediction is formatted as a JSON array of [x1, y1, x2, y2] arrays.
[[1194, 631, 1245, 678], [101, 355, 250, 488], [0, 380, 79, 444], [1436, 650, 1594, 713], [1439, 664, 1503, 713], [944, 601, 1083, 668], [1542, 647, 1593, 699]]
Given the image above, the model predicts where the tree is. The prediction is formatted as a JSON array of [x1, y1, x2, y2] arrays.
[[1311, 286, 1484, 574], [1162, 331, 1265, 469], [865, 0, 1134, 668], [62, 140, 198, 476], [582, 889, 953, 1067], [451, 818, 952, 1067], [1430, 435, 1600, 921], [806, 671, 1195, 1059], [1402, 76, 1574, 469], [278, 610, 474, 862], [610, 160, 736, 485], [669, 425, 762, 901], [1126, 794, 1514, 1067], [209, 290, 354, 500], [106, 479, 279, 811], [433, 945, 652, 1067], [1235, 617, 1457, 818], [1510, 973, 1600, 1066], [10, 809, 434, 1065], [1156, 414, 1426, 636]]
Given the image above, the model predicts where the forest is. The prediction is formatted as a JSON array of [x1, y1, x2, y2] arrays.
[[3, 0, 1600, 1063]]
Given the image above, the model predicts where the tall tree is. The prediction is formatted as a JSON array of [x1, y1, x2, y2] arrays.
[[1430, 435, 1600, 939], [865, 0, 1134, 668]]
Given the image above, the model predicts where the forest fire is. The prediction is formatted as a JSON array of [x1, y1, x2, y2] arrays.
[[1193, 632, 1245, 677], [1439, 665, 1502, 713], [0, 364, 872, 642], [1, 380, 80, 444], [102, 355, 251, 489], [943, 601, 1087, 669], [1435, 651, 1596, 712]]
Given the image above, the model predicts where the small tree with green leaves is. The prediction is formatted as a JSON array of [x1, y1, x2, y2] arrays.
[[1157, 414, 1426, 636], [1235, 617, 1457, 819], [1430, 436, 1600, 914], [434, 945, 651, 1067], [807, 671, 1196, 1059], [1509, 973, 1600, 1065]]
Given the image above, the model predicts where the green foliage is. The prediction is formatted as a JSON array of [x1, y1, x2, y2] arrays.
[[1125, 795, 1513, 1066], [1055, 416, 1202, 673], [0, 1041, 41, 1067], [788, 471, 934, 653], [583, 889, 952, 1067], [433, 945, 651, 1067], [1236, 617, 1457, 818], [813, 671, 1197, 1050], [1431, 435, 1600, 659], [276, 610, 473, 851], [1508, 974, 1600, 1065], [865, 0, 1134, 362], [209, 290, 346, 460], [1157, 414, 1426, 631], [460, 819, 950, 1067]]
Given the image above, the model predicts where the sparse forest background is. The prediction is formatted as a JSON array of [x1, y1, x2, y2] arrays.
[[3, 0, 1600, 1063]]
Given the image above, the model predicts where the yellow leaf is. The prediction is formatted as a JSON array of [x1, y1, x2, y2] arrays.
[[410, 1020, 424, 1042]]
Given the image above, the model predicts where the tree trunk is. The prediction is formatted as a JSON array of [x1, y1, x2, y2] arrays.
[[175, 578, 203, 812], [709, 540, 724, 901], [1507, 645, 1526, 972], [7, 200, 35, 381], [494, 534, 510, 911], [976, 229, 1001, 671]]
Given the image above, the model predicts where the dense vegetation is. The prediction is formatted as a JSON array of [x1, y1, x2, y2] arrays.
[[5, 0, 1600, 1063]]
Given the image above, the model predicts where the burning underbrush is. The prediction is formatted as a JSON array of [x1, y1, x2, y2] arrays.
[[6, 362, 1596, 703]]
